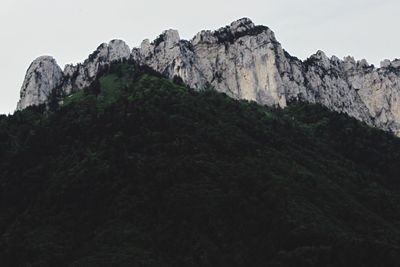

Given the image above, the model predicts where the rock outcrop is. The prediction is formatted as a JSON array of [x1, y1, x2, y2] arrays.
[[17, 56, 63, 110], [16, 18, 400, 136], [63, 39, 131, 95]]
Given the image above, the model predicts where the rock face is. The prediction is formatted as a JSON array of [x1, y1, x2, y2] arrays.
[[17, 56, 63, 110], [17, 18, 400, 136], [63, 39, 131, 95]]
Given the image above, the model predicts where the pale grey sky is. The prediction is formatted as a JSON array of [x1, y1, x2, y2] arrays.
[[0, 0, 398, 114]]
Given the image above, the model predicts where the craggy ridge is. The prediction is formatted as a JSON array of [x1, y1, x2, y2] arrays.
[[17, 18, 400, 136]]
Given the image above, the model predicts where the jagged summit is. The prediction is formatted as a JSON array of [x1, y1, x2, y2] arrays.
[[16, 18, 400, 136], [62, 39, 131, 95], [152, 29, 181, 46], [192, 17, 275, 46], [380, 58, 400, 69], [230, 17, 255, 30]]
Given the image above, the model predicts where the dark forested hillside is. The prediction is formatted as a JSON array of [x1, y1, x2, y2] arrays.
[[1, 63, 400, 267]]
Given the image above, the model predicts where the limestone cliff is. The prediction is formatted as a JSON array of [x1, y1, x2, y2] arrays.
[[17, 56, 63, 110], [16, 18, 400, 136]]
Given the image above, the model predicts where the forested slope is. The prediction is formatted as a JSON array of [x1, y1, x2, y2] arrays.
[[1, 63, 400, 266]]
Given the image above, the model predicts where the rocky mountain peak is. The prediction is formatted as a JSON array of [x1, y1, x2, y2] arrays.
[[16, 19, 400, 136], [17, 56, 63, 110], [380, 58, 400, 69], [83, 39, 130, 64], [145, 29, 181, 50], [229, 17, 256, 33], [308, 50, 331, 69], [108, 39, 131, 62], [210, 18, 275, 45], [161, 29, 180, 45], [61, 39, 131, 95]]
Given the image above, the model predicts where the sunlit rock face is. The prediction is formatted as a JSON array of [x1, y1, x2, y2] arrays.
[[17, 18, 400, 136]]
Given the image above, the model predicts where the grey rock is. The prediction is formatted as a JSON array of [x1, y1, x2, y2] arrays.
[[63, 39, 131, 95], [17, 56, 63, 110], [16, 18, 400, 136]]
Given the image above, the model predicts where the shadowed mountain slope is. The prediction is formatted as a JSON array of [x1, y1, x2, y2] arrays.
[[2, 63, 400, 266]]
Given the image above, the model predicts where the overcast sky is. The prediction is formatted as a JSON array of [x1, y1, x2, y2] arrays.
[[0, 0, 398, 114]]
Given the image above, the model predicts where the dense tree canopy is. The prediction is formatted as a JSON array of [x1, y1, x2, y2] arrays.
[[0, 63, 400, 266]]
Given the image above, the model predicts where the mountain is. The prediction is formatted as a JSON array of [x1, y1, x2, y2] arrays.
[[2, 62, 400, 266], [16, 18, 400, 136]]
